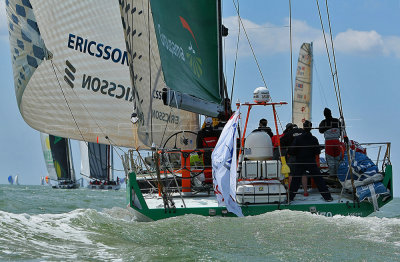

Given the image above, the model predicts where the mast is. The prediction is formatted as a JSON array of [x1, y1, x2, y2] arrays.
[[217, 0, 226, 103]]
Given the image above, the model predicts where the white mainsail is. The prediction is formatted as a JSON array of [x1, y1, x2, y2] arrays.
[[292, 43, 313, 127], [119, 0, 199, 149]]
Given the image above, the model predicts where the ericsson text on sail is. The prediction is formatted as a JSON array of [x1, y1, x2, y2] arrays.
[[67, 34, 128, 66]]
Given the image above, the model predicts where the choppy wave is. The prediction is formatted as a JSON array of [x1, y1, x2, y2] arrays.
[[0, 185, 399, 261], [0, 208, 399, 261]]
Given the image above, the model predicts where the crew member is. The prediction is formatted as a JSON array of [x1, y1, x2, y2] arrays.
[[281, 123, 309, 196], [288, 120, 333, 202], [197, 117, 219, 183], [253, 118, 273, 138], [319, 108, 342, 177]]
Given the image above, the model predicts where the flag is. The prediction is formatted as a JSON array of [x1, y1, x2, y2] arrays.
[[211, 110, 243, 217]]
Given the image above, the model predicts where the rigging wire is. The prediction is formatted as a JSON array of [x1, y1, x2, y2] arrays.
[[289, 0, 294, 121], [147, 0, 153, 145], [50, 61, 123, 175], [316, 0, 343, 118], [232, 0, 268, 90], [325, 0, 344, 118], [51, 63, 128, 161], [230, 0, 240, 103], [313, 60, 329, 107]]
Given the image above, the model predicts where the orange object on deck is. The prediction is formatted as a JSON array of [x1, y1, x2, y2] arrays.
[[181, 150, 192, 193]]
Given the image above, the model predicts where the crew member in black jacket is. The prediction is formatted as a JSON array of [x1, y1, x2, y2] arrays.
[[288, 120, 333, 202], [252, 118, 273, 138]]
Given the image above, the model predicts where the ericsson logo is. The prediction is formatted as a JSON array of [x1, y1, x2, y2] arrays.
[[61, 60, 134, 102], [64, 60, 76, 88]]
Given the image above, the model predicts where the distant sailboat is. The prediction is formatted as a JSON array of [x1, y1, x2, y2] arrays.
[[292, 43, 313, 127], [80, 142, 120, 190], [40, 133, 79, 189], [8, 175, 13, 185], [14, 175, 19, 185]]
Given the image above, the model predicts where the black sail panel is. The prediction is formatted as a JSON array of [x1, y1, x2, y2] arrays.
[[49, 135, 72, 181], [87, 143, 110, 181]]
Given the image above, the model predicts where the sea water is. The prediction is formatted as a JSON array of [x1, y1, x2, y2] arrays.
[[0, 184, 399, 261]]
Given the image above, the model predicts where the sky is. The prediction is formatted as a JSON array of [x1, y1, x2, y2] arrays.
[[0, 0, 399, 196]]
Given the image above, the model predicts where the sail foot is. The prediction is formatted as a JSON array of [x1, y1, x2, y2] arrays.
[[162, 88, 223, 117]]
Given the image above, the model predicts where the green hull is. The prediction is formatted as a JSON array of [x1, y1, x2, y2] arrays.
[[126, 165, 393, 221]]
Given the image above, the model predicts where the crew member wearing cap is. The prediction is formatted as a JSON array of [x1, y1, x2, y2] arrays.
[[197, 117, 219, 183], [288, 120, 333, 202], [318, 108, 342, 177]]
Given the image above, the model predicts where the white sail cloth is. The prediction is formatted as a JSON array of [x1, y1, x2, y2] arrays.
[[292, 43, 313, 127], [212, 110, 243, 217]]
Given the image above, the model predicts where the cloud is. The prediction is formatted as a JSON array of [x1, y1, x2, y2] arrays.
[[223, 16, 400, 59], [223, 16, 324, 57], [334, 30, 400, 58]]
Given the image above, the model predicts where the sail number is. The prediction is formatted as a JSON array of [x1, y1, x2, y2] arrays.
[[316, 211, 333, 217]]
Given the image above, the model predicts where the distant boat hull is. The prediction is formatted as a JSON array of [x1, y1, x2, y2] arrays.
[[52, 182, 80, 189], [87, 184, 121, 190]]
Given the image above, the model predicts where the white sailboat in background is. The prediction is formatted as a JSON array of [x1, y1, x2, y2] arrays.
[[14, 175, 19, 185], [292, 43, 313, 127]]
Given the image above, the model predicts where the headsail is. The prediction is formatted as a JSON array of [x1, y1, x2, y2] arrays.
[[119, 0, 201, 148], [40, 132, 58, 181], [6, 0, 145, 148], [80, 142, 113, 181], [292, 43, 313, 127], [48, 135, 75, 182]]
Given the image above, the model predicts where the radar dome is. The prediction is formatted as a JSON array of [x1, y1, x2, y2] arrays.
[[244, 131, 273, 160], [253, 87, 271, 103]]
